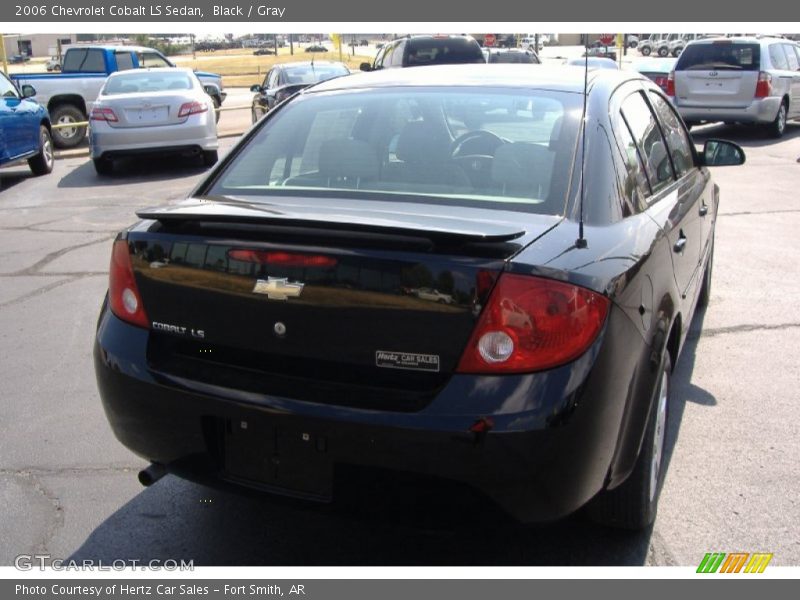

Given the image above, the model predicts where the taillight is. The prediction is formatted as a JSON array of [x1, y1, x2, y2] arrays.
[[178, 101, 208, 117], [654, 75, 668, 92], [456, 274, 609, 374], [227, 249, 337, 268], [90, 107, 118, 122], [666, 71, 675, 97], [108, 240, 149, 328], [755, 71, 772, 98]]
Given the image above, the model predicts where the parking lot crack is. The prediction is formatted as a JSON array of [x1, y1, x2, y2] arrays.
[[689, 322, 800, 341], [10, 235, 115, 276], [0, 470, 64, 555], [719, 209, 800, 218]]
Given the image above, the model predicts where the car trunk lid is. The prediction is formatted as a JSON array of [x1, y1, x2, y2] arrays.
[[128, 197, 559, 409]]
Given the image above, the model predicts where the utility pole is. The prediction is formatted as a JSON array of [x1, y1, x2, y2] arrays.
[[289, 33, 294, 55]]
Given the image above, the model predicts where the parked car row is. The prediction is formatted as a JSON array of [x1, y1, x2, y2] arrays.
[[9, 45, 226, 149]]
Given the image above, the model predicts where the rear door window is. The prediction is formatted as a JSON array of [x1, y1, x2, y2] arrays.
[[647, 92, 695, 178], [783, 44, 800, 70], [114, 52, 135, 71], [676, 42, 761, 71], [769, 44, 789, 70], [620, 91, 674, 195]]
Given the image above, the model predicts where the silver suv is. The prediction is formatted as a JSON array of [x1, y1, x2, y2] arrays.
[[669, 36, 800, 137]]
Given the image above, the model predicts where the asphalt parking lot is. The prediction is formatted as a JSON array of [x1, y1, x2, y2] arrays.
[[0, 119, 798, 567]]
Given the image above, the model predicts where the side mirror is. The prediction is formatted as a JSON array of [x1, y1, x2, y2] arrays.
[[359, 62, 372, 72], [203, 85, 217, 96], [701, 139, 746, 167], [21, 84, 36, 98], [249, 84, 263, 93]]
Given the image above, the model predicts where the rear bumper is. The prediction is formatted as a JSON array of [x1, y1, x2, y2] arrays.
[[89, 119, 218, 159], [675, 96, 782, 124], [94, 302, 653, 523]]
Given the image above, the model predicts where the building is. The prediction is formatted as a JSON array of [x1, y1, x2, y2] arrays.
[[2, 34, 76, 59]]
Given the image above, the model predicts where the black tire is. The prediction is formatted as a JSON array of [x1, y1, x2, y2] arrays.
[[27, 126, 54, 176], [640, 46, 652, 57], [587, 353, 672, 530], [698, 237, 714, 308], [657, 46, 670, 57], [92, 157, 114, 176], [50, 104, 87, 149], [766, 101, 788, 139], [212, 95, 221, 124], [628, 41, 638, 49], [202, 150, 219, 167]]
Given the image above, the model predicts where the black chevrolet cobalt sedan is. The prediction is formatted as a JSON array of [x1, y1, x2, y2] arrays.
[[94, 65, 744, 529]]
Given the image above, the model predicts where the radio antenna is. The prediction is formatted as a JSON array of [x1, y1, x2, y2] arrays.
[[575, 36, 589, 249]]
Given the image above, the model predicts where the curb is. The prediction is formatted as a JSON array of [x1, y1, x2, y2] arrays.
[[53, 130, 245, 160]]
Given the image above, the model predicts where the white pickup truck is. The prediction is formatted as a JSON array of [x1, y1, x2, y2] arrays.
[[10, 45, 226, 148]]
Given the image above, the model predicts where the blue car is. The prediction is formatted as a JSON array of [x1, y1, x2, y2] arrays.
[[0, 71, 54, 177]]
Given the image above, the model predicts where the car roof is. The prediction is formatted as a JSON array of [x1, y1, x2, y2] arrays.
[[307, 63, 637, 94], [279, 61, 349, 69], [65, 45, 159, 53], [689, 36, 792, 45], [107, 66, 193, 78]]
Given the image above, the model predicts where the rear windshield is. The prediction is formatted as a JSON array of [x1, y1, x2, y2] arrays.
[[282, 65, 350, 85], [103, 72, 195, 95], [207, 88, 582, 215], [488, 52, 538, 64], [405, 39, 485, 66], [676, 42, 761, 71]]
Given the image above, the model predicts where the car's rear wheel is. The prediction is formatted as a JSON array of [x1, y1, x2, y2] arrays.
[[202, 150, 219, 167], [587, 353, 672, 530], [93, 157, 114, 176], [766, 101, 787, 138], [640, 46, 652, 56], [50, 104, 86, 149], [658, 47, 670, 57], [28, 126, 55, 176]]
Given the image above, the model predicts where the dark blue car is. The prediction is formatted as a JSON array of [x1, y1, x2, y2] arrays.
[[0, 71, 54, 177]]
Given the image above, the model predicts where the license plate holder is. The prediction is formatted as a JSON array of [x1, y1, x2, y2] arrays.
[[223, 417, 333, 500]]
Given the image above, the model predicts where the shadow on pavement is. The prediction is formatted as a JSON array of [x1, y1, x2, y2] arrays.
[[0, 170, 35, 195], [661, 305, 715, 484], [57, 155, 211, 189]]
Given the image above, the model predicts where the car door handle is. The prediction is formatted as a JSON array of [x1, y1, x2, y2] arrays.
[[674, 235, 687, 254], [699, 204, 708, 217]]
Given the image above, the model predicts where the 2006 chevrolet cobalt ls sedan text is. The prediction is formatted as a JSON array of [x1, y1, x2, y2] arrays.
[[94, 65, 744, 529]]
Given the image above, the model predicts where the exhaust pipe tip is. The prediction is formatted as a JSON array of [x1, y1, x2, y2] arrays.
[[138, 463, 167, 487]]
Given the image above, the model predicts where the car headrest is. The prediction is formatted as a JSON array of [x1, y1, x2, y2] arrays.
[[491, 142, 553, 189], [395, 121, 451, 164], [318, 139, 379, 182]]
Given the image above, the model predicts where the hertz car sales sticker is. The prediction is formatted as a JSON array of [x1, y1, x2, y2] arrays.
[[375, 350, 440, 372]]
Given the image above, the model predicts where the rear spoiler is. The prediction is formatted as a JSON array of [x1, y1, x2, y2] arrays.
[[137, 199, 527, 245]]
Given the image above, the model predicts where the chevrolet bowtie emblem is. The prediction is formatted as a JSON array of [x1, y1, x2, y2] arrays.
[[252, 277, 304, 300]]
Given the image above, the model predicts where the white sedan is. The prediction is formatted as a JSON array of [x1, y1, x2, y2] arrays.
[[89, 67, 218, 175]]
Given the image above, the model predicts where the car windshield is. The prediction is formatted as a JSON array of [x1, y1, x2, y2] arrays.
[[282, 65, 349, 85], [676, 42, 761, 71], [103, 72, 195, 94], [208, 87, 582, 215]]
